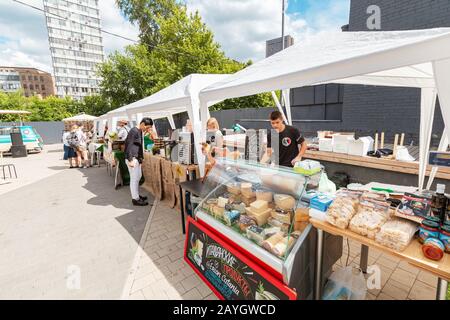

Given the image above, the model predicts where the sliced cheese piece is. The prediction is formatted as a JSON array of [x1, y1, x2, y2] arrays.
[[274, 194, 296, 210]]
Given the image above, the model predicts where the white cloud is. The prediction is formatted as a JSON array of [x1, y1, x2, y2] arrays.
[[0, 0, 349, 74], [0, 0, 139, 74], [185, 0, 349, 62]]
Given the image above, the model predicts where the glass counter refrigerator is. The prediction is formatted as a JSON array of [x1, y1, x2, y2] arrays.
[[184, 159, 342, 300]]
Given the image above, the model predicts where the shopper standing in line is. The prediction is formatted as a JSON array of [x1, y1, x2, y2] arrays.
[[124, 118, 153, 206], [62, 130, 78, 168], [76, 124, 90, 169]]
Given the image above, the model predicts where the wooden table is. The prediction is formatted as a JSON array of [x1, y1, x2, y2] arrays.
[[304, 150, 450, 180], [311, 218, 450, 300]]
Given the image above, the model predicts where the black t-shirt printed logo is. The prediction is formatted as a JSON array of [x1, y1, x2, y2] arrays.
[[282, 137, 292, 147]]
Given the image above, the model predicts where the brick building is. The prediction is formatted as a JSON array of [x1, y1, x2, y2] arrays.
[[0, 66, 56, 98]]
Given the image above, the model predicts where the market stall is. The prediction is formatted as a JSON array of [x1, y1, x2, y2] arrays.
[[188, 28, 450, 300], [184, 159, 342, 300]]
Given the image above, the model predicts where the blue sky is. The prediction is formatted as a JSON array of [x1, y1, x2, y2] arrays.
[[0, 0, 351, 73]]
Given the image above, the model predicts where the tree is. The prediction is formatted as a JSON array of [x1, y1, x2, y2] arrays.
[[99, 3, 273, 111], [116, 0, 177, 48]]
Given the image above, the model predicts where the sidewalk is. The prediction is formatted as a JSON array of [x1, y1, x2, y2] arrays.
[[124, 202, 439, 300], [0, 148, 151, 299]]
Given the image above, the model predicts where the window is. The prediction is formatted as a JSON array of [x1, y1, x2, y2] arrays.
[[34, 76, 38, 81], [290, 84, 344, 121], [28, 76, 32, 81], [23, 84, 27, 89], [40, 76, 44, 82], [29, 84, 34, 90], [41, 85, 46, 90]]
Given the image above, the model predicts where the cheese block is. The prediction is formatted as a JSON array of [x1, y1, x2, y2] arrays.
[[274, 194, 296, 210], [256, 190, 273, 202], [246, 225, 266, 245], [245, 206, 272, 226], [217, 197, 229, 208], [211, 205, 225, 219], [226, 183, 241, 195], [241, 195, 257, 207], [239, 215, 257, 232], [295, 207, 310, 222], [263, 227, 282, 238], [233, 202, 247, 214], [250, 200, 269, 214], [295, 221, 309, 232], [267, 217, 291, 233], [272, 236, 296, 257], [241, 183, 255, 198], [223, 210, 240, 226], [262, 232, 284, 252], [271, 209, 293, 224]]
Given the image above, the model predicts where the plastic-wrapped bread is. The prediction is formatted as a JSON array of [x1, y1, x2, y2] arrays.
[[325, 190, 361, 229], [349, 200, 391, 239], [375, 218, 418, 251]]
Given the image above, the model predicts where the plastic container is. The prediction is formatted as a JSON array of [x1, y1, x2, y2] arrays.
[[310, 195, 334, 212], [422, 238, 445, 261], [418, 220, 440, 244], [440, 225, 450, 253]]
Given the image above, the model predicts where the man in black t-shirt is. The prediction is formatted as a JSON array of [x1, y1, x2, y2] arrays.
[[264, 111, 307, 167]]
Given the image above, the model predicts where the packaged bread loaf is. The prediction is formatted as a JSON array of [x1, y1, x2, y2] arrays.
[[326, 190, 361, 229], [375, 218, 418, 251], [349, 199, 391, 239]]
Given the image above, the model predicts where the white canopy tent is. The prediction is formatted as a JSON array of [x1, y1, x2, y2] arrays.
[[100, 74, 231, 176], [199, 28, 450, 187]]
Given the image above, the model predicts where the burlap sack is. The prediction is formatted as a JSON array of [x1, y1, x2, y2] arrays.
[[173, 163, 188, 211], [142, 154, 162, 200], [161, 158, 176, 208]]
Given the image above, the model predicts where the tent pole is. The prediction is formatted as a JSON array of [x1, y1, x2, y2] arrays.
[[433, 59, 450, 152], [282, 89, 292, 125], [426, 131, 449, 190], [418, 88, 437, 191], [271, 91, 288, 123]]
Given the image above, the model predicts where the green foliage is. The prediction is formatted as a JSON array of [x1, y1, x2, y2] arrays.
[[99, 1, 272, 111], [0, 90, 111, 122], [116, 0, 177, 47]]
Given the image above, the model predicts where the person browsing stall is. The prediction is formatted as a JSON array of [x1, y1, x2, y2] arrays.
[[124, 118, 153, 206], [263, 111, 307, 168], [116, 119, 130, 141]]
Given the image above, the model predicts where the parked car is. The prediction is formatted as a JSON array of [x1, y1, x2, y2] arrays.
[[0, 125, 44, 153]]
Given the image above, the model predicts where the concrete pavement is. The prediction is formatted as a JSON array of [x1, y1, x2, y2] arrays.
[[0, 146, 151, 299]]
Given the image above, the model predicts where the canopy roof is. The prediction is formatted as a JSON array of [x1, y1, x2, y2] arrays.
[[200, 28, 450, 103], [107, 73, 230, 119], [0, 110, 31, 115], [63, 113, 97, 122]]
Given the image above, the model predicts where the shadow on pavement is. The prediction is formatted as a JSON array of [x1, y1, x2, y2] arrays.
[[81, 165, 153, 246]]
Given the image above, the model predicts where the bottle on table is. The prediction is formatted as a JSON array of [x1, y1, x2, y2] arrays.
[[431, 184, 447, 224]]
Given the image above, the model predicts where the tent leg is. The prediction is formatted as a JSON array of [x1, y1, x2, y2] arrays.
[[271, 91, 288, 123]]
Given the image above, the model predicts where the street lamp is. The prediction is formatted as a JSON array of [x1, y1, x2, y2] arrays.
[[282, 0, 286, 50]]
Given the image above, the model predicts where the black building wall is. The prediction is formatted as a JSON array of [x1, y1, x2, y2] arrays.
[[343, 0, 449, 144], [287, 0, 448, 145]]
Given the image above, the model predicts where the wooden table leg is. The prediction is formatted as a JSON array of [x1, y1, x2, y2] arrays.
[[360, 244, 369, 273], [180, 186, 186, 235], [436, 278, 448, 300], [314, 229, 324, 300]]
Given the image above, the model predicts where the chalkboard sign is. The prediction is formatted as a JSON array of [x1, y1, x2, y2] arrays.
[[184, 217, 296, 300]]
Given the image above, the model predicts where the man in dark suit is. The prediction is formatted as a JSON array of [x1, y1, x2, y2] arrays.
[[124, 117, 154, 206]]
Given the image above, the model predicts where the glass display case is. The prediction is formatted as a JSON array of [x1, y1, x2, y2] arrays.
[[194, 158, 321, 275]]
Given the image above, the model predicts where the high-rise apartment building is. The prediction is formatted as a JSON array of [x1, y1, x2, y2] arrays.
[[43, 0, 104, 100]]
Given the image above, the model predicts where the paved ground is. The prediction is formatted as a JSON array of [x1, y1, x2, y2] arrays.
[[0, 145, 443, 300], [0, 145, 151, 299], [124, 201, 440, 301]]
